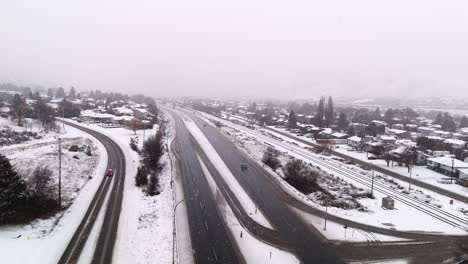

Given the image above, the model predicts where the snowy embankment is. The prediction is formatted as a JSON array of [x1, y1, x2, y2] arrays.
[[194, 111, 468, 236], [0, 118, 107, 264], [66, 119, 174, 264]]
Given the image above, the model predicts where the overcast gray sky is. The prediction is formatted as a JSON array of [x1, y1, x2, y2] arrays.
[[0, 0, 467, 99]]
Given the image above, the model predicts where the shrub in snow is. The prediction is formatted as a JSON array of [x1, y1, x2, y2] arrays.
[[130, 137, 139, 152], [135, 166, 148, 187], [69, 145, 79, 152], [282, 159, 320, 193], [261, 146, 281, 171], [0, 154, 29, 224], [146, 174, 159, 196], [85, 146, 92, 156], [27, 165, 57, 214]]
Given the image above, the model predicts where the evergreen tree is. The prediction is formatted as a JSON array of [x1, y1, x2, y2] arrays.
[[383, 108, 395, 127], [47, 88, 54, 98], [337, 113, 349, 131], [56, 87, 66, 98], [89, 90, 96, 99], [288, 110, 297, 128], [68, 87, 77, 100], [372, 108, 382, 120], [248, 102, 257, 112], [459, 116, 468, 129], [0, 154, 28, 224], [325, 96, 335, 127], [442, 113, 456, 132], [434, 113, 443, 125], [60, 99, 81, 118], [315, 96, 325, 127]]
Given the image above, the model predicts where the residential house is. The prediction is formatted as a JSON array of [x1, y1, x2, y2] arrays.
[[380, 135, 397, 144], [347, 136, 362, 149], [387, 129, 410, 139], [426, 156, 468, 177]]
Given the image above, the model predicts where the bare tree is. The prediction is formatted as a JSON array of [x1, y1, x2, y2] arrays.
[[10, 94, 27, 126], [28, 165, 55, 201], [262, 146, 281, 171], [125, 118, 143, 134]]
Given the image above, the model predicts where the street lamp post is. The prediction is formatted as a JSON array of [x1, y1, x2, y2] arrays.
[[370, 163, 374, 197], [173, 199, 184, 264], [451, 158, 455, 184], [409, 162, 413, 191], [58, 137, 62, 208], [324, 200, 328, 231]]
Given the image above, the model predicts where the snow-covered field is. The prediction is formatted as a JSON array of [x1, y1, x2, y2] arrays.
[[194, 111, 468, 236], [65, 118, 174, 264], [0, 117, 107, 264]]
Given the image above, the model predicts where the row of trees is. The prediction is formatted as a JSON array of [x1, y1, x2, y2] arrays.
[[9, 93, 81, 128], [433, 112, 460, 132], [287, 96, 335, 128]]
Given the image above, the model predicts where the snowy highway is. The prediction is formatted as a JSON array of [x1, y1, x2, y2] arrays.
[[57, 120, 126, 264]]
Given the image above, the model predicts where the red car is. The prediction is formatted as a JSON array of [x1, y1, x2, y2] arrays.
[[105, 169, 114, 177]]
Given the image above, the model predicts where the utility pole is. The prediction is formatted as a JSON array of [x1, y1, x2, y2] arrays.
[[143, 120, 147, 143], [58, 137, 62, 208], [62, 105, 65, 130], [324, 201, 328, 231], [451, 158, 455, 184], [409, 162, 413, 191], [371, 166, 375, 197]]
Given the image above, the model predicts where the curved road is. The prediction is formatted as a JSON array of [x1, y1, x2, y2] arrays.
[[58, 121, 126, 264]]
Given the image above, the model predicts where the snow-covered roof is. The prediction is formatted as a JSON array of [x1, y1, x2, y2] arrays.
[[459, 127, 468, 134], [380, 135, 396, 141], [347, 136, 361, 142], [418, 126, 434, 131], [444, 138, 466, 146], [0, 106, 10, 113], [115, 106, 133, 114], [112, 115, 135, 121], [81, 110, 114, 119], [388, 129, 407, 134], [370, 120, 387, 126], [427, 156, 468, 168], [331, 132, 347, 138], [47, 103, 59, 109]]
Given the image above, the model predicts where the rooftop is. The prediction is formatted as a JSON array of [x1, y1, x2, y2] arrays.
[[427, 156, 468, 168]]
